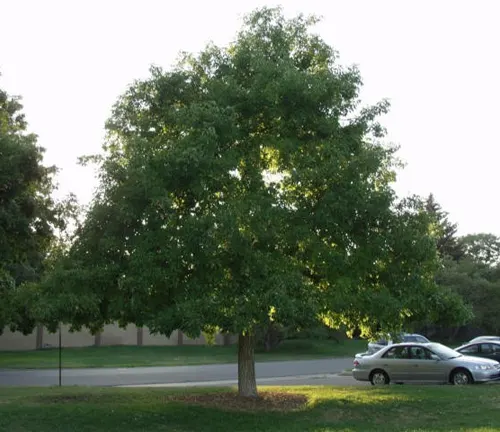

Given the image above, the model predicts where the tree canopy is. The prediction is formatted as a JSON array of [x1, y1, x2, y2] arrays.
[[40, 7, 468, 396], [436, 254, 499, 336], [0, 81, 67, 334], [461, 233, 500, 268]]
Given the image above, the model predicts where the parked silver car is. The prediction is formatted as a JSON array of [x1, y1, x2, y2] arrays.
[[352, 342, 500, 385], [367, 333, 430, 354], [467, 336, 500, 344], [456, 340, 500, 363]]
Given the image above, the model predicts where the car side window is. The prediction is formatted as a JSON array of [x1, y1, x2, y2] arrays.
[[383, 346, 410, 359], [493, 344, 500, 353], [459, 344, 479, 354], [481, 343, 494, 354], [409, 346, 433, 360]]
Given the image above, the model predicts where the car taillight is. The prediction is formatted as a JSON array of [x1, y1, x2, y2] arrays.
[[353, 360, 360, 367]]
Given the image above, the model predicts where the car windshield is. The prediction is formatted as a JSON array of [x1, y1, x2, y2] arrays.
[[428, 343, 462, 359]]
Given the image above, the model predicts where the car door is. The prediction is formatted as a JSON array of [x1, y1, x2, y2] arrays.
[[479, 343, 499, 361], [380, 346, 411, 381], [408, 346, 447, 382], [491, 343, 500, 362]]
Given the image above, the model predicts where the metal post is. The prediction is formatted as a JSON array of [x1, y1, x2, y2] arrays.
[[58, 323, 62, 387]]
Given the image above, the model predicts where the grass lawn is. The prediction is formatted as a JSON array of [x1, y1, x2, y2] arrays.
[[1, 384, 500, 431], [0, 338, 367, 369]]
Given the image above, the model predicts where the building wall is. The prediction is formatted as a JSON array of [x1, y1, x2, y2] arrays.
[[42, 325, 95, 349], [141, 328, 179, 346], [0, 324, 234, 351], [0, 328, 37, 351], [98, 324, 137, 346]]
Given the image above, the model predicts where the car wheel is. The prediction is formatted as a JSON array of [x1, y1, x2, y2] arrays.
[[451, 369, 473, 385], [370, 369, 390, 385]]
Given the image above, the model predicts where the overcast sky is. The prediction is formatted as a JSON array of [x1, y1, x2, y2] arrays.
[[1, 0, 498, 236]]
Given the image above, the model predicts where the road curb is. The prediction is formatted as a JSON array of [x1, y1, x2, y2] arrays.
[[116, 373, 353, 388]]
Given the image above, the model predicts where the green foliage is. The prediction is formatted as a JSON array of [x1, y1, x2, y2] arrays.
[[425, 194, 464, 261], [0, 82, 76, 334], [436, 253, 500, 334], [41, 7, 465, 369], [202, 326, 218, 346], [461, 233, 500, 268]]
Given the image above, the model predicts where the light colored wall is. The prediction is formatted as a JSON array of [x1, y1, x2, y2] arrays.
[[184, 333, 206, 345], [99, 324, 137, 346], [0, 324, 236, 351], [141, 328, 178, 346], [0, 329, 37, 351], [215, 332, 238, 345], [43, 325, 95, 348]]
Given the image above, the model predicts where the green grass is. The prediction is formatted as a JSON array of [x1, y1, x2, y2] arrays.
[[1, 384, 500, 431], [0, 338, 367, 369]]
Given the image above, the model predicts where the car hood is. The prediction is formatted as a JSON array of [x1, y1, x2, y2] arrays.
[[452, 355, 499, 366]]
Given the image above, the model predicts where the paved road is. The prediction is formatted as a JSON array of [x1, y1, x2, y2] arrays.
[[120, 373, 368, 388], [0, 358, 354, 387]]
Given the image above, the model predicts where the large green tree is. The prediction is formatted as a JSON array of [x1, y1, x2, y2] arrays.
[[0, 80, 69, 334], [41, 8, 466, 396]]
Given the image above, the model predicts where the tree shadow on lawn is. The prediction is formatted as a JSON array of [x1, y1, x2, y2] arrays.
[[3, 385, 500, 432]]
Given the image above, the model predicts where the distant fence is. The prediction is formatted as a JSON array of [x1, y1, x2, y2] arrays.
[[0, 324, 236, 351]]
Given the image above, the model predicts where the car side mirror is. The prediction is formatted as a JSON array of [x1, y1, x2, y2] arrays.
[[430, 354, 440, 361]]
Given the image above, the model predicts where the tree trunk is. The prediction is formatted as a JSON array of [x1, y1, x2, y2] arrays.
[[238, 332, 258, 398], [94, 332, 102, 347], [35, 324, 44, 350]]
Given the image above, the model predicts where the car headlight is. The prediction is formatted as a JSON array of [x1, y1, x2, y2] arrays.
[[473, 364, 493, 370]]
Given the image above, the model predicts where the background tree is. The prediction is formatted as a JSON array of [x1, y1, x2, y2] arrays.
[[425, 194, 464, 261], [435, 254, 500, 335], [40, 7, 468, 397], [0, 80, 75, 334], [461, 233, 500, 268]]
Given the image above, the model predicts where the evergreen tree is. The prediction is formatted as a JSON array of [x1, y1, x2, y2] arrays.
[[425, 194, 464, 261]]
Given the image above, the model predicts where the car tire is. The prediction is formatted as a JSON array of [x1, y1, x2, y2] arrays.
[[450, 368, 473, 385], [370, 369, 390, 385]]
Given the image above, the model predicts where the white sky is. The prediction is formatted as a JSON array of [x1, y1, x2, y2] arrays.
[[1, 0, 498, 236]]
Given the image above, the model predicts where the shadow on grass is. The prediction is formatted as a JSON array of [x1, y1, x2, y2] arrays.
[[2, 385, 500, 431]]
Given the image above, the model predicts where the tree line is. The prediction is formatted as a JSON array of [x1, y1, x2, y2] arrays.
[[422, 194, 500, 339], [1, 7, 497, 397]]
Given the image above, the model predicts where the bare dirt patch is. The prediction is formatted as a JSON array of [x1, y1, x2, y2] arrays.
[[31, 391, 308, 412], [167, 391, 309, 412]]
